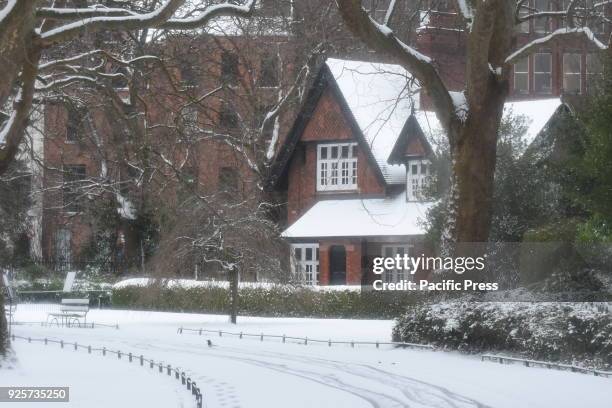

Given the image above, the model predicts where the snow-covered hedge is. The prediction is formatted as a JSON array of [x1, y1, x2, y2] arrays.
[[393, 301, 612, 368], [111, 279, 423, 319]]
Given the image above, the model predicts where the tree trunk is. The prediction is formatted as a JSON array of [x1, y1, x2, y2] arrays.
[[442, 82, 508, 278], [0, 278, 8, 356], [229, 267, 239, 324]]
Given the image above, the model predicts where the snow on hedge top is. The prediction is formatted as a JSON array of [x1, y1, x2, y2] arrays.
[[282, 193, 434, 238], [326, 58, 417, 185]]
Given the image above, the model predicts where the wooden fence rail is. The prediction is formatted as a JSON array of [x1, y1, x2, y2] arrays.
[[10, 334, 204, 408], [481, 354, 612, 378], [177, 327, 435, 351]]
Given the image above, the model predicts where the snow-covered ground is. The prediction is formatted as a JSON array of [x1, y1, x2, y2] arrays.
[[2, 304, 610, 408]]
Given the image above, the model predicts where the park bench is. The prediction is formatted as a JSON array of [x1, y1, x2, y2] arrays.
[[47, 298, 89, 327]]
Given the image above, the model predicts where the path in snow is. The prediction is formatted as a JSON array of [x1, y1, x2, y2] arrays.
[[4, 305, 611, 408]]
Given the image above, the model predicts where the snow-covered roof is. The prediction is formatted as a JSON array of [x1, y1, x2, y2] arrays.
[[407, 97, 562, 148], [326, 58, 417, 185], [503, 98, 562, 145], [282, 194, 435, 238]]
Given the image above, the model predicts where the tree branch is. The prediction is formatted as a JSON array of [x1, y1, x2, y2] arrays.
[[335, 0, 456, 133], [39, 0, 256, 47], [506, 26, 608, 64]]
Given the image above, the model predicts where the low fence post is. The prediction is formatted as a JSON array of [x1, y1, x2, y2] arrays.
[[129, 353, 133, 363], [167, 365, 171, 375], [282, 335, 285, 343], [103, 347, 106, 356], [74, 342, 78, 351], [140, 355, 144, 366], [88, 345, 91, 354]]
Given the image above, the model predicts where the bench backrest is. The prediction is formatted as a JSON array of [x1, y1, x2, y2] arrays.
[[2, 273, 15, 302], [60, 298, 89, 313]]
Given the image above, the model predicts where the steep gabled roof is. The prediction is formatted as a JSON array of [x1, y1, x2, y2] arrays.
[[268, 58, 417, 189], [388, 113, 434, 165]]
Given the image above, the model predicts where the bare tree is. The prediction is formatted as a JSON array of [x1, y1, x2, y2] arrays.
[[0, 0, 262, 357], [336, 0, 610, 253]]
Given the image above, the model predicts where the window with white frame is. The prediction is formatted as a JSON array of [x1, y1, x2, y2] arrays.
[[406, 159, 431, 201], [563, 53, 581, 94], [291, 244, 319, 285], [381, 245, 411, 283], [317, 143, 358, 191], [534, 0, 551, 33], [586, 54, 602, 90], [534, 53, 552, 94], [517, 4, 530, 33], [514, 57, 529, 94]]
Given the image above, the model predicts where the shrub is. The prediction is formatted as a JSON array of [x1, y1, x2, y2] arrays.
[[393, 301, 612, 368], [111, 282, 424, 319]]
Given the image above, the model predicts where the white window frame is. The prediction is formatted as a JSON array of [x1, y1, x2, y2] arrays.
[[518, 5, 530, 33], [586, 54, 602, 90], [406, 159, 431, 201], [291, 244, 319, 286], [514, 57, 530, 94], [381, 245, 412, 283], [317, 142, 358, 191], [534, 53, 552, 94], [534, 0, 551, 34], [563, 53, 582, 94]]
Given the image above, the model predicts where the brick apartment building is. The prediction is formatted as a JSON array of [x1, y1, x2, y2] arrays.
[[32, 0, 608, 283]]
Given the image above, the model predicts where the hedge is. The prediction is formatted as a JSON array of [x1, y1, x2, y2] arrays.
[[111, 284, 424, 319], [393, 301, 612, 368]]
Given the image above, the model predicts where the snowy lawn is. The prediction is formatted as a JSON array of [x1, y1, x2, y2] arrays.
[[3, 304, 611, 408]]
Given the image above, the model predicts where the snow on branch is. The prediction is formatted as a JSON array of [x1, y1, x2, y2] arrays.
[[0, 0, 17, 25], [506, 26, 608, 64], [335, 0, 455, 132], [455, 0, 474, 21], [39, 0, 256, 46], [36, 5, 138, 19]]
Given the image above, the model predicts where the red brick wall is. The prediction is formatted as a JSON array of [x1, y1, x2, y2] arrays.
[[286, 87, 386, 224]]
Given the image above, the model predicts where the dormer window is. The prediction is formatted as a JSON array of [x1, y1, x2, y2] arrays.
[[407, 159, 431, 201], [317, 142, 357, 191]]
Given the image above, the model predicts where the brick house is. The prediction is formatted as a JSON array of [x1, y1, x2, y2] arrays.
[[269, 59, 438, 285], [268, 57, 570, 286]]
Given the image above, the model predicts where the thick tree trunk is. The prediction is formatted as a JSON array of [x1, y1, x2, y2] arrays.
[[229, 267, 239, 324], [0, 1, 38, 104], [442, 80, 508, 277]]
